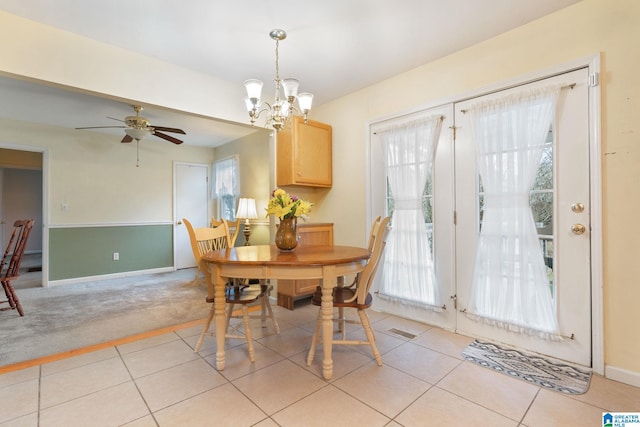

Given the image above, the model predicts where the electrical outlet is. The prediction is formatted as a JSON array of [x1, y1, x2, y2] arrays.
[[113, 252, 119, 261]]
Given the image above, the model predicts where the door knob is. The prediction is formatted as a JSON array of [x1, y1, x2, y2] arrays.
[[571, 224, 586, 235], [177, 220, 182, 225], [571, 203, 585, 213]]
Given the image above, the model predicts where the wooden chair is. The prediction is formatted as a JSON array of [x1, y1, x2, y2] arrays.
[[211, 218, 241, 247], [307, 216, 391, 367], [337, 215, 382, 333], [1, 219, 35, 316], [183, 218, 279, 361]]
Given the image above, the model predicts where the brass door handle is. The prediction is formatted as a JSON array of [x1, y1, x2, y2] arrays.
[[571, 203, 585, 213], [177, 220, 182, 225], [571, 224, 586, 235]]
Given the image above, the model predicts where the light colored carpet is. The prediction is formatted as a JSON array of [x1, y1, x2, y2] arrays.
[[1, 267, 208, 367], [462, 339, 592, 395]]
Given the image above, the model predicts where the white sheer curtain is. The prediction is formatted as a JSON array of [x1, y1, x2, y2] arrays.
[[378, 115, 443, 310], [466, 85, 562, 340], [212, 156, 239, 220]]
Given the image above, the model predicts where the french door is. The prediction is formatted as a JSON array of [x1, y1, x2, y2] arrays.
[[371, 67, 592, 366]]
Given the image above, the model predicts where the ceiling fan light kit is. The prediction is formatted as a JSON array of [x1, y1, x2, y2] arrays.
[[244, 29, 313, 131], [76, 104, 186, 144], [75, 104, 187, 167]]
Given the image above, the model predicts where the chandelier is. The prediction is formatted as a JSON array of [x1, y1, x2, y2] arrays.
[[244, 29, 313, 131]]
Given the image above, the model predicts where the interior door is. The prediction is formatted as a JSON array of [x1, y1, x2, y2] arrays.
[[455, 68, 592, 366], [174, 162, 209, 270]]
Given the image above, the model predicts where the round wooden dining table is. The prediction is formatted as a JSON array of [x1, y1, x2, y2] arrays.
[[202, 244, 370, 380]]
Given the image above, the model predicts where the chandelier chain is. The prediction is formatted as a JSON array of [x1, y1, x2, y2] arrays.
[[274, 39, 280, 85]]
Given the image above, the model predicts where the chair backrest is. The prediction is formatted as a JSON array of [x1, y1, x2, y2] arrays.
[[366, 216, 382, 252], [183, 218, 231, 267], [212, 218, 240, 247], [1, 219, 35, 280], [355, 216, 390, 305]]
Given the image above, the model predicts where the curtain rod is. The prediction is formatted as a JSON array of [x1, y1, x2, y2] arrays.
[[373, 115, 444, 135], [460, 83, 576, 114]]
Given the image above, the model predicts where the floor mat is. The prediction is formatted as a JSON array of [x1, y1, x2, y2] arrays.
[[462, 339, 592, 395]]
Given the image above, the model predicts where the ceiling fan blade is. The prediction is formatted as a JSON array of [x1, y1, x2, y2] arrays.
[[152, 126, 186, 135], [153, 131, 183, 144], [75, 126, 126, 130], [121, 134, 133, 143], [107, 116, 125, 123]]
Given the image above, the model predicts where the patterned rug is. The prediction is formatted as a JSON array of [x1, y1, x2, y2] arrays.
[[461, 340, 592, 395]]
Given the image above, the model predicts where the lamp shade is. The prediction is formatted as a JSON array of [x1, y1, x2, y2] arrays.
[[236, 198, 258, 219], [297, 92, 314, 112], [282, 78, 299, 98], [244, 79, 263, 100]]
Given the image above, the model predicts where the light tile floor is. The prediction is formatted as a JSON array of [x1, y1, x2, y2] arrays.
[[1, 300, 638, 427]]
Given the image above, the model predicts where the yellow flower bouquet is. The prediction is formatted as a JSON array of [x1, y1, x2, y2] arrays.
[[265, 188, 312, 220]]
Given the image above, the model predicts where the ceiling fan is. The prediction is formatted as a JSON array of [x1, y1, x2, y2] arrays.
[[76, 104, 186, 144]]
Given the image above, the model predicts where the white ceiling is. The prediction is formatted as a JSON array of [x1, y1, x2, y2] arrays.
[[0, 0, 581, 147]]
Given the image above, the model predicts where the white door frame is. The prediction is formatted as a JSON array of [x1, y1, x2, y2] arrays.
[[367, 54, 603, 374], [0, 143, 49, 287]]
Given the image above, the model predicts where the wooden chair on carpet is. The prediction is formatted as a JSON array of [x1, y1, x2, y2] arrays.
[[307, 216, 391, 367], [211, 218, 241, 247], [183, 218, 279, 361], [185, 218, 237, 284], [1, 219, 35, 317]]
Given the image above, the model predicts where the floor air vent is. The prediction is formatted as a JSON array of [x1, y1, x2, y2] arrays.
[[388, 328, 417, 339]]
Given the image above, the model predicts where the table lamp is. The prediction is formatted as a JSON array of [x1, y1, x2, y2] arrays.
[[236, 198, 258, 246]]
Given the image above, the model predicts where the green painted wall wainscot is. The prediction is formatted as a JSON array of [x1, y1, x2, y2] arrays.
[[49, 224, 173, 281]]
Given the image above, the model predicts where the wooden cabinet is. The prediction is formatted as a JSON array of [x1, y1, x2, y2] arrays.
[[277, 223, 333, 309], [276, 116, 332, 187]]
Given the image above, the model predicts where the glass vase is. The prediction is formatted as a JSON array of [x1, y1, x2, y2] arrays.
[[275, 217, 298, 251]]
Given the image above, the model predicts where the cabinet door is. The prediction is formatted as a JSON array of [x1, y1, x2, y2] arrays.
[[277, 116, 332, 187], [295, 118, 332, 186], [298, 224, 334, 246]]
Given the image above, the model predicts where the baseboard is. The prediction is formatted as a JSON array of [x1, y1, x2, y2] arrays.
[[47, 267, 175, 287], [605, 364, 640, 388]]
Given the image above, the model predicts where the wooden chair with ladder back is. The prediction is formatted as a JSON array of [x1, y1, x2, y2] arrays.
[[1, 219, 35, 317], [307, 216, 391, 367], [183, 218, 279, 361]]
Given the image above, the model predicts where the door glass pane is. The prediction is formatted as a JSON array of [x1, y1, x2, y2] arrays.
[[424, 174, 434, 251], [532, 129, 554, 296], [476, 127, 555, 296], [386, 175, 434, 252]]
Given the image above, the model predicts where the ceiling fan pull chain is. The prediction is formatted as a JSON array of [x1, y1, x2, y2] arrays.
[[136, 140, 140, 167]]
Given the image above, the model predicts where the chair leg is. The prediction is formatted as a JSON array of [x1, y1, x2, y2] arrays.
[[306, 310, 322, 366], [358, 309, 382, 366], [260, 294, 267, 328], [194, 304, 215, 353], [241, 305, 256, 362], [338, 307, 346, 339], [225, 303, 235, 331], [1, 280, 24, 317], [262, 296, 280, 334]]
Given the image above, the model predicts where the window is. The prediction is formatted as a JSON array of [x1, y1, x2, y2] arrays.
[[212, 156, 239, 220]]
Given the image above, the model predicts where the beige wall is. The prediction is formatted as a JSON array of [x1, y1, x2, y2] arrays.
[[312, 0, 640, 379], [0, 118, 214, 224], [214, 129, 273, 244]]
